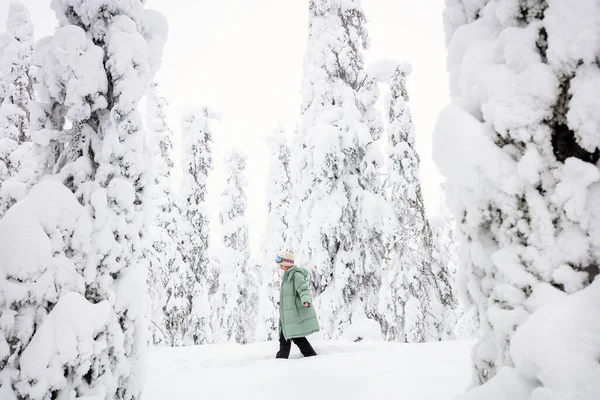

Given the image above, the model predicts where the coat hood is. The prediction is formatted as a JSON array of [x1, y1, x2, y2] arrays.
[[284, 265, 309, 281]]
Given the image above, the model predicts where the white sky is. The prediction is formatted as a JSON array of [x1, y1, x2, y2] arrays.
[[2, 0, 450, 256]]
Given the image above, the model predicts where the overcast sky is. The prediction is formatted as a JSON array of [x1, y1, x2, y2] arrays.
[[2, 0, 450, 256]]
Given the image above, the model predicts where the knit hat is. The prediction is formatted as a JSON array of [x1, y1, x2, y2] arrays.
[[277, 251, 295, 267]]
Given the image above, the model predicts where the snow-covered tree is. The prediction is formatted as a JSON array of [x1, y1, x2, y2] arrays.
[[180, 108, 216, 284], [290, 0, 391, 339], [144, 82, 185, 346], [213, 149, 256, 344], [162, 250, 195, 346], [0, 1, 34, 218], [0, 2, 167, 398], [0, 1, 33, 143], [178, 107, 218, 345], [436, 0, 600, 393], [430, 188, 478, 340], [372, 63, 453, 343], [255, 126, 291, 341]]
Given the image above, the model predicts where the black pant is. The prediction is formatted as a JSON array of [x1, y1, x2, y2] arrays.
[[276, 331, 317, 359]]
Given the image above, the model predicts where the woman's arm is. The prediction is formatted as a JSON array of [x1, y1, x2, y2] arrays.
[[293, 272, 312, 306]]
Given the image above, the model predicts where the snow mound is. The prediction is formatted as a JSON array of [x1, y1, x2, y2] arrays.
[[457, 279, 600, 400], [342, 317, 383, 342], [143, 340, 473, 400], [457, 368, 536, 400]]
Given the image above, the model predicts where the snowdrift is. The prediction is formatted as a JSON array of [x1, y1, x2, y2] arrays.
[[143, 340, 473, 400]]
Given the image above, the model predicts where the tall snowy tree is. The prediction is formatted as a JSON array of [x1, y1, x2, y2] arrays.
[[255, 127, 291, 342], [144, 82, 185, 346], [290, 0, 391, 339], [0, 1, 166, 398], [177, 107, 218, 345], [0, 1, 34, 218], [430, 187, 478, 340], [436, 1, 600, 395], [213, 149, 257, 344], [378, 64, 455, 343], [162, 249, 195, 346], [0, 1, 33, 143]]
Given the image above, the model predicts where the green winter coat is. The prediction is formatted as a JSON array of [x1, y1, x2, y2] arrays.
[[279, 266, 320, 340]]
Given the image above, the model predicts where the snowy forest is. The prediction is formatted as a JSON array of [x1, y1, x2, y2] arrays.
[[0, 0, 598, 399]]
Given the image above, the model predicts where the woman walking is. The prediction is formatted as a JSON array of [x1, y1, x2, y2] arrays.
[[275, 251, 319, 359]]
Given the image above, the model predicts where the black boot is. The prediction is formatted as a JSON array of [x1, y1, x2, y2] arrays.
[[292, 336, 317, 357], [276, 331, 291, 359]]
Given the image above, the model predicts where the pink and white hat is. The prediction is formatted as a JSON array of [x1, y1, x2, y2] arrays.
[[276, 251, 295, 267]]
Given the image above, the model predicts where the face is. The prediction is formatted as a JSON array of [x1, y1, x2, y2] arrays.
[[276, 255, 290, 271]]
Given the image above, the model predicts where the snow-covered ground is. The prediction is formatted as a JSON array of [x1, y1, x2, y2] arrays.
[[144, 340, 473, 400]]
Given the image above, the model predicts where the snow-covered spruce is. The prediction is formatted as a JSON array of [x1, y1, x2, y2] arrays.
[[437, 0, 600, 390], [291, 0, 392, 339], [213, 149, 257, 344], [430, 187, 479, 340], [0, 1, 33, 144], [1, 2, 167, 398], [0, 1, 35, 219], [177, 107, 219, 345], [255, 126, 291, 342], [162, 251, 195, 346], [144, 82, 187, 346], [376, 63, 456, 343]]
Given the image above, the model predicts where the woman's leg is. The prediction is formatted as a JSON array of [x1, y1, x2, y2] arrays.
[[291, 336, 317, 357], [276, 331, 292, 359]]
